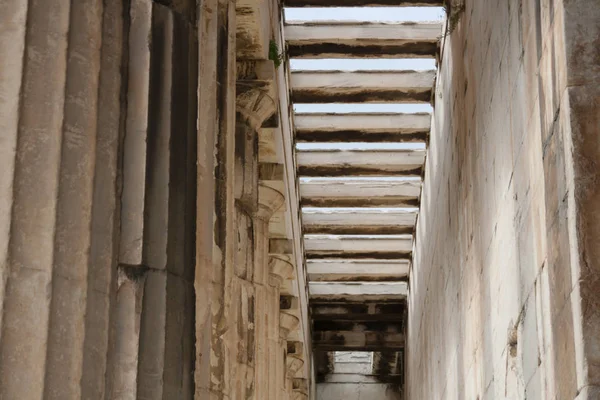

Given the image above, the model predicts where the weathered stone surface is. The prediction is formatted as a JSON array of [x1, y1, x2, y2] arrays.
[[81, 0, 126, 397], [194, 0, 219, 395], [300, 178, 421, 208], [310, 282, 408, 302], [0, 0, 312, 399], [17, 0, 600, 398], [307, 259, 410, 282], [295, 112, 431, 143], [119, 0, 152, 266], [0, 0, 27, 345], [107, 269, 147, 400], [43, 0, 104, 398], [297, 148, 426, 177], [406, 1, 600, 399], [0, 0, 86, 397], [291, 70, 435, 103], [285, 21, 442, 58]]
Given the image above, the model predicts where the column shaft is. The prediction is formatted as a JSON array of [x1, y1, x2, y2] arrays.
[[0, 0, 76, 397], [80, 0, 126, 397], [44, 0, 104, 397], [194, 0, 219, 394]]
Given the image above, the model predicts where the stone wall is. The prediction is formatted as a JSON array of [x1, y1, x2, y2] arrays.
[[407, 0, 600, 399], [316, 352, 402, 400], [317, 383, 402, 399]]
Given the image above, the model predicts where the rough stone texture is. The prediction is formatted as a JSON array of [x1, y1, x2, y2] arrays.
[[407, 0, 600, 399]]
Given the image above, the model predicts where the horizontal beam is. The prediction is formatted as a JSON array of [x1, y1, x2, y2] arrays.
[[285, 21, 442, 58], [311, 302, 405, 321], [298, 165, 423, 177], [297, 148, 425, 176], [300, 178, 421, 207], [291, 70, 435, 103], [312, 331, 405, 351], [304, 235, 412, 252], [302, 208, 416, 235], [295, 112, 430, 142], [285, 0, 442, 6], [304, 236, 412, 259], [303, 225, 413, 235], [297, 148, 425, 167], [313, 320, 403, 333], [302, 208, 417, 227], [320, 374, 402, 384], [306, 252, 410, 260], [301, 178, 421, 197], [307, 259, 410, 281], [309, 282, 408, 301], [302, 197, 419, 208]]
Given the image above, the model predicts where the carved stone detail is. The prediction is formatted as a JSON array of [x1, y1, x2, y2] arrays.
[[279, 310, 300, 339], [292, 378, 309, 400], [236, 61, 277, 131], [257, 184, 285, 221], [235, 0, 271, 59], [286, 354, 305, 376], [269, 255, 295, 286]]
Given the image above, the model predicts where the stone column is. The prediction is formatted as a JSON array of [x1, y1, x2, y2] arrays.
[[0, 0, 198, 398], [0, 0, 121, 398], [254, 186, 287, 399], [194, 0, 220, 396], [107, 2, 198, 400], [194, 0, 238, 397], [280, 294, 302, 400]]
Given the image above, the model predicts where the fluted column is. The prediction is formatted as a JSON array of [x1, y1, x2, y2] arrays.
[[253, 186, 287, 399], [0, 1, 198, 398], [0, 0, 120, 398], [107, 2, 197, 399]]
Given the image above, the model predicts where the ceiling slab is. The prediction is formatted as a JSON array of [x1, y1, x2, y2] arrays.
[[291, 70, 435, 103]]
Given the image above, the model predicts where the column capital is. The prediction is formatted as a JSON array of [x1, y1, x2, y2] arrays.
[[286, 353, 304, 377], [269, 255, 294, 286], [236, 60, 277, 131], [257, 184, 285, 221], [285, 341, 304, 377], [279, 310, 300, 339]]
